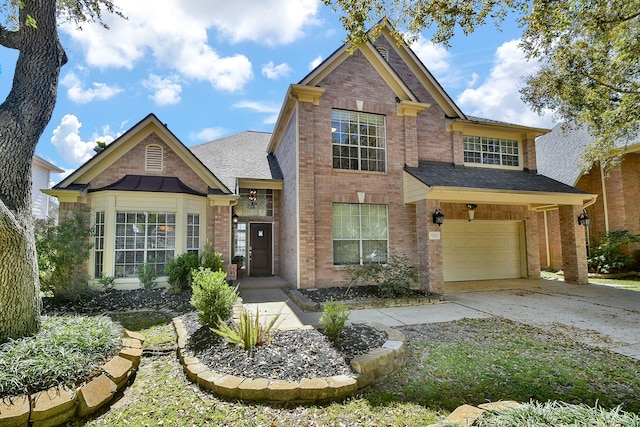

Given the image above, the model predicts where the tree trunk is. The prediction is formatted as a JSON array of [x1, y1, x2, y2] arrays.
[[0, 0, 67, 342]]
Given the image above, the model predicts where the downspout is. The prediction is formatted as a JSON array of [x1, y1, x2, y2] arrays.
[[543, 210, 550, 267], [599, 162, 610, 233]]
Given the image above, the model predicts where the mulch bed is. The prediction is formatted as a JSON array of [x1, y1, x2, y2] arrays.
[[299, 284, 433, 303]]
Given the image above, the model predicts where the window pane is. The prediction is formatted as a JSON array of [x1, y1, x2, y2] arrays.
[[463, 135, 519, 167], [333, 203, 388, 265], [332, 109, 386, 172]]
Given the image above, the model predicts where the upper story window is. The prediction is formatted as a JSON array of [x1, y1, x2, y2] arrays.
[[463, 135, 520, 167], [332, 110, 386, 172], [145, 144, 163, 172]]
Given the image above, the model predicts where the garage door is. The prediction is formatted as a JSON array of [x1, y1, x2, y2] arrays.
[[442, 220, 524, 281]]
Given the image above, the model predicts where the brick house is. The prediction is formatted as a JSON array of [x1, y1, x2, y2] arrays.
[[536, 123, 640, 270], [46, 24, 595, 291]]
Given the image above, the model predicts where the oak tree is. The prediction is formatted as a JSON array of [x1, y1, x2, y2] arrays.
[[0, 0, 122, 342]]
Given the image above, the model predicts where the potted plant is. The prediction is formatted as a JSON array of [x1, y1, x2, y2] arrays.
[[232, 255, 245, 269]]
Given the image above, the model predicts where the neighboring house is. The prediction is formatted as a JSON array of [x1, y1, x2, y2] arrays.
[[536, 123, 640, 269], [32, 155, 64, 221], [45, 23, 595, 291]]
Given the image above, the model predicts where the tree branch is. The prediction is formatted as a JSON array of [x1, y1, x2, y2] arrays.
[[579, 71, 640, 96], [597, 11, 640, 26], [0, 24, 21, 50]]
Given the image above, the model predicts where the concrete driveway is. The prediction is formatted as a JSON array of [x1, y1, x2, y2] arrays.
[[240, 279, 640, 360]]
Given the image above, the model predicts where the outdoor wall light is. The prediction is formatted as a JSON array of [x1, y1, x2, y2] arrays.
[[432, 208, 445, 226], [467, 204, 478, 221], [577, 210, 591, 227], [232, 212, 239, 224]]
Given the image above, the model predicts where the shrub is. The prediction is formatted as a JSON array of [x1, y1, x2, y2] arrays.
[[211, 306, 281, 353], [319, 299, 350, 342], [35, 214, 94, 301], [348, 255, 420, 298], [165, 252, 200, 291], [190, 268, 238, 327], [137, 263, 158, 289], [588, 230, 640, 274], [98, 273, 116, 290], [199, 242, 225, 272]]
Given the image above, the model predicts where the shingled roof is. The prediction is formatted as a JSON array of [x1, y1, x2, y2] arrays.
[[405, 161, 587, 194], [190, 131, 283, 193]]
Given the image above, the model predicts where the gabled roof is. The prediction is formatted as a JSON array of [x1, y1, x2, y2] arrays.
[[51, 113, 230, 195], [536, 122, 640, 186], [32, 154, 64, 174], [190, 131, 283, 193]]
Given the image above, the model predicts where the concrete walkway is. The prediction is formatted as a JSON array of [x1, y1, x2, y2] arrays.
[[238, 278, 640, 360]]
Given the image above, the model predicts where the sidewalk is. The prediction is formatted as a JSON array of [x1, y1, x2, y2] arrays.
[[238, 280, 640, 360]]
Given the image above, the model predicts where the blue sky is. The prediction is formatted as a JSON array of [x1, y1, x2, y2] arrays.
[[0, 1, 554, 181]]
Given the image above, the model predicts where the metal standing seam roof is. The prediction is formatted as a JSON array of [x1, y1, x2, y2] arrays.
[[89, 175, 206, 196], [189, 131, 282, 193], [405, 161, 588, 194]]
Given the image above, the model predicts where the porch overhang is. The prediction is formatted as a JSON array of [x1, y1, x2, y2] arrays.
[[403, 169, 597, 209]]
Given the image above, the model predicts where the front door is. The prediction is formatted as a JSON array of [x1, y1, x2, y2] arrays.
[[249, 223, 272, 276]]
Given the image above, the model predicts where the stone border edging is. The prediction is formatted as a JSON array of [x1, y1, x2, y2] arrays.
[[173, 318, 407, 403], [426, 401, 522, 426], [0, 330, 143, 427], [286, 289, 446, 312]]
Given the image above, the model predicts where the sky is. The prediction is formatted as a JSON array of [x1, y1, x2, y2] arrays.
[[0, 0, 555, 182]]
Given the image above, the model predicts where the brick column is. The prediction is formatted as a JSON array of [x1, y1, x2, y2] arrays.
[[416, 199, 444, 293], [558, 204, 589, 285], [525, 210, 541, 278]]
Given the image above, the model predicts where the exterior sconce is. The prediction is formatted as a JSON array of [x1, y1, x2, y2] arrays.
[[577, 210, 591, 227], [467, 204, 478, 222], [232, 212, 239, 224], [432, 209, 444, 226]]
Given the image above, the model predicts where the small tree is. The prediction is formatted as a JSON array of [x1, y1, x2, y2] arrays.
[[190, 267, 237, 328], [348, 255, 420, 298], [165, 252, 200, 292], [199, 242, 225, 272], [35, 213, 94, 300]]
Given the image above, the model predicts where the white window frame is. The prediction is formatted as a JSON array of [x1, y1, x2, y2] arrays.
[[333, 203, 389, 265], [463, 135, 521, 169], [331, 110, 387, 173]]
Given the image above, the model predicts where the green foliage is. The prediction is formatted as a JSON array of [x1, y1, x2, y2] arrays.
[[137, 263, 158, 289], [348, 255, 420, 298], [97, 273, 116, 290], [199, 242, 225, 272], [165, 252, 200, 291], [588, 230, 640, 274], [0, 315, 122, 397], [319, 300, 350, 342], [35, 214, 94, 301], [211, 306, 281, 353], [476, 401, 640, 426], [190, 268, 238, 328], [324, 0, 640, 171]]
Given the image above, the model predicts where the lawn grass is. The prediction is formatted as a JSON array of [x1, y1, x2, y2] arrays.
[[86, 317, 640, 426], [108, 311, 175, 348], [541, 271, 640, 292], [0, 315, 122, 397]]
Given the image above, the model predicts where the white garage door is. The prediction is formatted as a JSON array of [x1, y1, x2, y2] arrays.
[[442, 220, 524, 281]]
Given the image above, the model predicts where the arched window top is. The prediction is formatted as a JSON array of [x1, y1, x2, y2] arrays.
[[145, 144, 163, 172]]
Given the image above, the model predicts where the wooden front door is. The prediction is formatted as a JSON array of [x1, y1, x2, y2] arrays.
[[250, 223, 272, 276]]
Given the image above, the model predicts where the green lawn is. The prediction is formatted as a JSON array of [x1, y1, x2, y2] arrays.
[[85, 317, 640, 426], [541, 271, 640, 292]]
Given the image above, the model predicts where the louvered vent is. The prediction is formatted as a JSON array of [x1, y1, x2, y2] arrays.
[[145, 144, 163, 172], [375, 46, 389, 61]]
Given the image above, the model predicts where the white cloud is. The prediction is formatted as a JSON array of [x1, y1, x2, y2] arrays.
[[456, 40, 555, 128], [410, 36, 451, 74], [143, 74, 182, 105], [309, 55, 323, 70], [233, 100, 281, 124], [189, 127, 227, 142], [61, 0, 320, 92], [262, 61, 292, 80], [50, 115, 116, 166], [60, 71, 122, 104]]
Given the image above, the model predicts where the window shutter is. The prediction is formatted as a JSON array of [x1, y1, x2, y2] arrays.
[[146, 145, 163, 172]]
